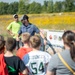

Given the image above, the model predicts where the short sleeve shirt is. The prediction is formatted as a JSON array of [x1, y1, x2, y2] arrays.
[[23, 50, 51, 75], [18, 23, 40, 36], [17, 47, 32, 59], [47, 50, 75, 75], [4, 56, 26, 75], [7, 21, 22, 38]]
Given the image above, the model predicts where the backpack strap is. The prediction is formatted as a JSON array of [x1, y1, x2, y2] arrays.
[[58, 53, 75, 75]]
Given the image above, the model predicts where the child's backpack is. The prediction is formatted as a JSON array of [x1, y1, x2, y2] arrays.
[[0, 53, 9, 75]]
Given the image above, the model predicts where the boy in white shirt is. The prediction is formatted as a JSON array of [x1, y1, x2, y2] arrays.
[[23, 35, 51, 75]]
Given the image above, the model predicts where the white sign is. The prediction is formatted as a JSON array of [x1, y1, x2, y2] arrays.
[[47, 30, 64, 47]]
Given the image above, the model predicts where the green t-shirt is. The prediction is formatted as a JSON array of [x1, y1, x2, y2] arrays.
[[7, 21, 22, 38]]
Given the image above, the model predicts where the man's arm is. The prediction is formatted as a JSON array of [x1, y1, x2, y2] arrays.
[[40, 31, 46, 39], [16, 26, 22, 41], [7, 23, 15, 36], [16, 34, 21, 41], [7, 30, 15, 36], [40, 31, 47, 45]]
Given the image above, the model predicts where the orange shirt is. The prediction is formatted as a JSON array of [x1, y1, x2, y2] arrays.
[[17, 47, 32, 59]]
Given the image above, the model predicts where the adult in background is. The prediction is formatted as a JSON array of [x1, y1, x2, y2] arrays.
[[7, 14, 22, 50], [46, 30, 75, 75], [17, 14, 47, 51]]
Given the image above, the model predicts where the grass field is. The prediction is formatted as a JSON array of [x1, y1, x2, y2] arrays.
[[0, 12, 75, 37]]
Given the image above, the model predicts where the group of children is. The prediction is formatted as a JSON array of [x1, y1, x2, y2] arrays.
[[0, 35, 28, 75], [0, 32, 51, 75], [1, 28, 75, 75]]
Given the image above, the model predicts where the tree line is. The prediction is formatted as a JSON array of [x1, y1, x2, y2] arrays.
[[0, 0, 75, 15]]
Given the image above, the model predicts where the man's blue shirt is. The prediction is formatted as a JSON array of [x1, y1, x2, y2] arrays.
[[18, 23, 40, 36]]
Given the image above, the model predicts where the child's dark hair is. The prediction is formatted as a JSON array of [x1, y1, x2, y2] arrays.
[[62, 30, 75, 59], [0, 35, 5, 51], [5, 37, 16, 52]]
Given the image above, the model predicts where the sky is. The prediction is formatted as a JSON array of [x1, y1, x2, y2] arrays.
[[0, 0, 64, 4]]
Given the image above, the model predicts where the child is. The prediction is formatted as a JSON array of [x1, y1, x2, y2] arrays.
[[17, 32, 32, 59], [23, 35, 51, 75], [0, 35, 8, 75], [4, 37, 28, 75]]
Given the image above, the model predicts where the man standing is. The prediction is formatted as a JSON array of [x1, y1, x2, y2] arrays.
[[7, 14, 22, 49], [17, 15, 47, 51]]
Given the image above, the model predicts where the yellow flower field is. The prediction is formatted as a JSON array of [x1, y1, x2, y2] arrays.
[[0, 12, 75, 36]]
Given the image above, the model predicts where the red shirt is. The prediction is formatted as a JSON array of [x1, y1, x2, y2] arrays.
[[0, 53, 9, 75], [17, 47, 32, 59]]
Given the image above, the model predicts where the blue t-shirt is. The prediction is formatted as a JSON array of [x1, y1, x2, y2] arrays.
[[18, 23, 40, 36]]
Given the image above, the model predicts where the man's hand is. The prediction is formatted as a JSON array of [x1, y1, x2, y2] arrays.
[[44, 39, 47, 45], [16, 37, 20, 41], [11, 33, 15, 36]]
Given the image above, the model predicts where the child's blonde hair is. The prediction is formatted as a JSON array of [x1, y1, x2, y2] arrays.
[[22, 32, 30, 43], [30, 35, 41, 48]]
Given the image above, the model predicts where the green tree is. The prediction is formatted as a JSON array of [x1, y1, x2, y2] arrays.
[[42, 0, 48, 13], [54, 1, 62, 12], [0, 2, 9, 14], [7, 2, 18, 14], [64, 0, 75, 12], [18, 0, 30, 14], [28, 1, 42, 14], [47, 0, 53, 13]]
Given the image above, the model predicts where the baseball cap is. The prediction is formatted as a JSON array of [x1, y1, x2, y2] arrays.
[[13, 14, 18, 18], [20, 15, 29, 21], [23, 15, 29, 20]]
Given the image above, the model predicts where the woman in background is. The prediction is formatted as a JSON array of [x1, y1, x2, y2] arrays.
[[46, 30, 75, 75]]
